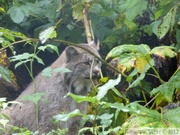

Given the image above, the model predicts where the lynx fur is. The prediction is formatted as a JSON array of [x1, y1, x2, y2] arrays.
[[4, 41, 101, 135]]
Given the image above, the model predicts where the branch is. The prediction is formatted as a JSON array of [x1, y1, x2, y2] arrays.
[[53, 39, 127, 77], [83, 7, 92, 43], [1, 38, 126, 77]]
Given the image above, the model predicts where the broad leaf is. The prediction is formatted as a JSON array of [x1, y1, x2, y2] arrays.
[[53, 109, 89, 123], [151, 70, 180, 104], [39, 26, 57, 44], [164, 107, 180, 126], [72, 3, 83, 21], [10, 53, 44, 68], [0, 65, 11, 82], [97, 74, 121, 100], [106, 102, 140, 114], [106, 44, 150, 60], [20, 92, 46, 105], [7, 5, 29, 24], [67, 93, 98, 103], [0, 27, 26, 39], [38, 44, 59, 55], [158, 6, 177, 39], [128, 73, 145, 89], [150, 46, 177, 58]]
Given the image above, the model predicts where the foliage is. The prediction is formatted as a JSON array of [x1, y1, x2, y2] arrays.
[[0, 0, 180, 135]]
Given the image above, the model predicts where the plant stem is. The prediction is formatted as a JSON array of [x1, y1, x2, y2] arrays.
[[147, 59, 164, 84]]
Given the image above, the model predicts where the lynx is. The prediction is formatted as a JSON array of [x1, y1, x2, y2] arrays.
[[4, 41, 101, 135]]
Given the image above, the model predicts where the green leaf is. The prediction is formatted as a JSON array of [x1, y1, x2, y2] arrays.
[[107, 102, 140, 114], [124, 0, 148, 21], [151, 70, 180, 103], [14, 59, 31, 69], [38, 44, 59, 55], [72, 3, 83, 21], [20, 92, 46, 105], [97, 74, 121, 100], [7, 5, 28, 24], [0, 27, 26, 39], [164, 107, 180, 126], [42, 67, 71, 78], [31, 54, 44, 65], [158, 6, 177, 39], [53, 109, 89, 123], [0, 119, 9, 128], [67, 93, 98, 103], [148, 20, 161, 37], [0, 65, 11, 82], [106, 44, 151, 60], [134, 54, 153, 73], [42, 67, 53, 78], [10, 53, 32, 62], [90, 4, 104, 14], [114, 14, 126, 30], [128, 73, 145, 89], [39, 26, 57, 44], [116, 54, 136, 72], [97, 113, 113, 129], [150, 46, 177, 58], [10, 53, 44, 68]]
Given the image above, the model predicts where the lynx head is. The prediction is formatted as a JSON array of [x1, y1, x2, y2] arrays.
[[64, 41, 101, 95]]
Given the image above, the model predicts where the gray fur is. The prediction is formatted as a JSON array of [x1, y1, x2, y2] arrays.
[[4, 42, 101, 135]]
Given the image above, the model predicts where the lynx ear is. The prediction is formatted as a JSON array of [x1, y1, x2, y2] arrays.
[[66, 47, 79, 62], [88, 39, 100, 50]]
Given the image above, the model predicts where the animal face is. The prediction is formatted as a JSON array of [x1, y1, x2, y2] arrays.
[[64, 44, 101, 94]]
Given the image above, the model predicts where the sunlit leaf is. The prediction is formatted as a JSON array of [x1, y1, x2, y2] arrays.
[[0, 27, 26, 39], [39, 26, 57, 44], [106, 44, 150, 60], [53, 109, 89, 123], [134, 55, 154, 76], [67, 92, 98, 103], [0, 119, 9, 128], [72, 3, 83, 21], [38, 44, 59, 55], [0, 7, 5, 13], [117, 54, 136, 72], [97, 74, 121, 100], [150, 46, 177, 58], [10, 53, 44, 68]]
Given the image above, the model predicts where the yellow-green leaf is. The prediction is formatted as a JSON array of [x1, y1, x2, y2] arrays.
[[150, 46, 177, 58]]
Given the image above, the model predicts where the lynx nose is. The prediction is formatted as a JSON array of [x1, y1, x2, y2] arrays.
[[92, 66, 100, 77]]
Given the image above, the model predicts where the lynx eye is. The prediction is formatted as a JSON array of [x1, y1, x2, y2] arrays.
[[82, 61, 90, 66]]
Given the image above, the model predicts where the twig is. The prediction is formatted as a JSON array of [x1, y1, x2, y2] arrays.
[[144, 92, 159, 107]]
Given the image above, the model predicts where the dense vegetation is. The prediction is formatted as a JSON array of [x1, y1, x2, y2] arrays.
[[0, 0, 180, 134]]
